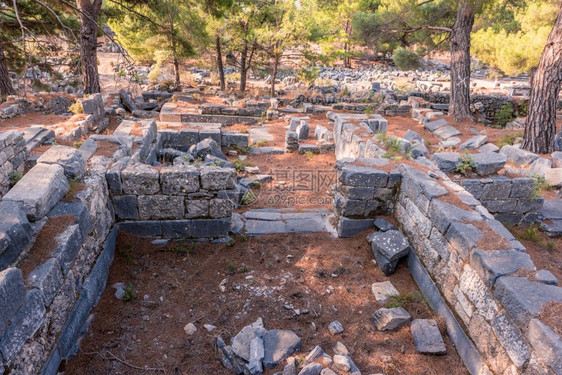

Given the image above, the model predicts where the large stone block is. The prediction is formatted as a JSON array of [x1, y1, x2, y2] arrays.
[[431, 152, 460, 173], [337, 217, 374, 238], [494, 276, 562, 328], [338, 165, 388, 187], [491, 312, 530, 368], [79, 93, 104, 121], [52, 224, 83, 275], [411, 319, 447, 354], [37, 145, 86, 179], [459, 265, 499, 321], [470, 249, 534, 287], [27, 258, 63, 306], [121, 163, 160, 195], [3, 163, 69, 221], [0, 289, 45, 363], [527, 319, 562, 374], [0, 201, 33, 270], [500, 145, 540, 166], [138, 195, 185, 220], [113, 195, 138, 220], [105, 157, 130, 195], [200, 167, 236, 190], [428, 199, 482, 234], [472, 152, 507, 176], [0, 268, 26, 334], [160, 165, 200, 194], [47, 201, 92, 243], [209, 199, 234, 219]]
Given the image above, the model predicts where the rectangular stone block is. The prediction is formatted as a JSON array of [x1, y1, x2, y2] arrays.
[[459, 265, 499, 321], [113, 195, 138, 220], [138, 195, 185, 220], [200, 167, 236, 190], [3, 163, 69, 221], [491, 311, 530, 368], [0, 268, 26, 334], [340, 186, 375, 200], [27, 258, 63, 306], [160, 165, 200, 194], [105, 157, 130, 195], [52, 224, 83, 275], [0, 289, 45, 363], [37, 145, 86, 179], [121, 163, 160, 195], [47, 201, 92, 242], [222, 131, 249, 148], [527, 319, 562, 374], [0, 201, 33, 270], [338, 165, 388, 187], [337, 217, 374, 238], [117, 221, 162, 237], [446, 222, 482, 259]]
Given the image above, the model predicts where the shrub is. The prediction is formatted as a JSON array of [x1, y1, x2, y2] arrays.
[[122, 283, 137, 302], [495, 102, 516, 128], [392, 47, 421, 71], [68, 101, 83, 114], [9, 171, 23, 187], [455, 154, 477, 176], [296, 67, 320, 84], [497, 132, 523, 148]]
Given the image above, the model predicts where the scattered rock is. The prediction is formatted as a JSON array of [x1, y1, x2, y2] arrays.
[[263, 329, 302, 369], [328, 320, 344, 335], [184, 323, 197, 335], [371, 281, 400, 305], [410, 319, 446, 354], [372, 307, 411, 331], [332, 354, 351, 372], [298, 362, 323, 375]]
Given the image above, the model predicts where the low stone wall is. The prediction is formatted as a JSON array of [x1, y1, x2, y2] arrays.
[[394, 164, 561, 374], [107, 162, 236, 239], [0, 131, 26, 199], [0, 171, 115, 374], [159, 128, 249, 152], [331, 112, 388, 160], [459, 176, 544, 226]]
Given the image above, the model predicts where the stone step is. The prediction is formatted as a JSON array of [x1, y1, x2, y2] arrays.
[[242, 209, 334, 236]]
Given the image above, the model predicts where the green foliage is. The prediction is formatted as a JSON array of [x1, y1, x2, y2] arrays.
[[73, 141, 84, 149], [227, 238, 235, 247], [520, 224, 541, 243], [241, 190, 257, 205], [385, 291, 425, 309], [9, 171, 23, 187], [122, 283, 137, 302], [297, 67, 320, 84], [392, 47, 421, 70], [455, 154, 477, 176], [497, 132, 523, 148], [304, 151, 316, 160], [233, 159, 249, 172], [377, 133, 403, 159], [495, 103, 516, 128], [69, 101, 83, 114], [529, 176, 554, 199]]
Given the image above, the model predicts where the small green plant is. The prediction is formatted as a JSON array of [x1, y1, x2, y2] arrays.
[[239, 265, 249, 273], [73, 141, 83, 149], [241, 190, 257, 205], [455, 154, 477, 176], [377, 133, 403, 159], [227, 239, 235, 247], [529, 176, 553, 199], [240, 233, 248, 242], [251, 181, 261, 189], [296, 67, 320, 85], [304, 151, 315, 160], [364, 105, 374, 115], [516, 100, 528, 117], [118, 243, 134, 264], [68, 101, 83, 114], [233, 159, 249, 173], [122, 283, 137, 302], [547, 241, 555, 252], [495, 102, 516, 128], [497, 132, 523, 148], [519, 224, 541, 243], [251, 140, 268, 148], [9, 171, 23, 187], [227, 261, 236, 272], [392, 47, 421, 71], [385, 291, 424, 309]]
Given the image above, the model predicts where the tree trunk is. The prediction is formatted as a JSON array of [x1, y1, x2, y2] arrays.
[[449, 1, 475, 121], [523, 4, 562, 154], [173, 55, 180, 88], [216, 35, 225, 91], [271, 53, 280, 97], [240, 42, 248, 93], [0, 40, 15, 98], [77, 0, 102, 94]]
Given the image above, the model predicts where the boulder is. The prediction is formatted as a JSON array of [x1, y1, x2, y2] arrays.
[[500, 145, 539, 166], [471, 152, 507, 176], [196, 138, 226, 160], [459, 135, 488, 151], [262, 329, 302, 369], [231, 318, 266, 362], [431, 152, 460, 173], [371, 281, 400, 305], [296, 121, 310, 140]]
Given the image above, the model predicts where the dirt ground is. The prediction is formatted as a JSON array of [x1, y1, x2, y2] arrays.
[[66, 232, 467, 375]]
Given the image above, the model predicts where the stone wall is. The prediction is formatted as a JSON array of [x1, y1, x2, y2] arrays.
[[0, 170, 115, 374], [331, 112, 388, 160], [0, 131, 26, 199], [459, 176, 544, 226], [394, 164, 561, 375], [334, 163, 400, 237], [107, 162, 236, 240]]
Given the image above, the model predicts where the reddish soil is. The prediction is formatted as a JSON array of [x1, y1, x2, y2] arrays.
[[539, 302, 562, 336], [66, 232, 466, 375], [0, 112, 70, 130], [18, 215, 76, 278], [94, 140, 119, 158]]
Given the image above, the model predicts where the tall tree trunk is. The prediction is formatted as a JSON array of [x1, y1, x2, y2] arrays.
[[216, 35, 225, 91], [271, 53, 280, 97], [522, 4, 562, 154], [0, 40, 15, 98], [77, 0, 102, 94], [449, 1, 475, 121], [173, 55, 180, 88], [240, 42, 248, 94]]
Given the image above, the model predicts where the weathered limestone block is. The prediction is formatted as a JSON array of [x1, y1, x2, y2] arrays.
[[411, 319, 447, 354], [79, 93, 104, 121], [459, 265, 499, 321], [338, 165, 388, 187], [200, 167, 236, 190], [138, 195, 185, 220], [0, 201, 33, 270], [27, 258, 63, 306], [186, 200, 210, 218], [160, 165, 200, 194], [0, 268, 26, 334], [527, 319, 562, 374], [37, 145, 86, 179], [209, 199, 234, 218], [491, 311, 530, 368], [121, 163, 160, 195], [3, 163, 69, 221]]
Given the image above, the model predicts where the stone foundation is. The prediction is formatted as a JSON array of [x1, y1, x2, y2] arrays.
[[0, 131, 26, 199]]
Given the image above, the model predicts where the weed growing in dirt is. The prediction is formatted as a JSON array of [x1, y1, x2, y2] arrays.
[[118, 243, 134, 264], [251, 181, 261, 189], [240, 233, 248, 242], [386, 291, 425, 309], [455, 154, 477, 176], [9, 171, 23, 187], [376, 133, 403, 159], [304, 151, 315, 160], [239, 265, 250, 273], [547, 241, 556, 252], [73, 141, 84, 149], [68, 101, 83, 114], [529, 176, 554, 199], [241, 190, 257, 205], [227, 261, 236, 272], [252, 140, 268, 148], [227, 239, 235, 247], [497, 132, 522, 148], [123, 283, 137, 302], [233, 159, 249, 172], [519, 224, 541, 243]]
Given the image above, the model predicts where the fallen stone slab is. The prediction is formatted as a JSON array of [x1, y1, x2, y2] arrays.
[[459, 135, 488, 151], [262, 329, 302, 369], [298, 362, 323, 375], [424, 119, 448, 132], [434, 125, 462, 140], [372, 307, 411, 331], [541, 200, 562, 220], [37, 145, 86, 179], [247, 336, 264, 374], [431, 152, 460, 173], [439, 137, 461, 149], [371, 281, 400, 305], [471, 249, 535, 287], [373, 218, 396, 232], [500, 145, 540, 166], [370, 230, 411, 261], [337, 217, 375, 237], [3, 163, 69, 221], [246, 220, 286, 236], [411, 319, 447, 354], [472, 152, 507, 176], [479, 143, 499, 153]]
